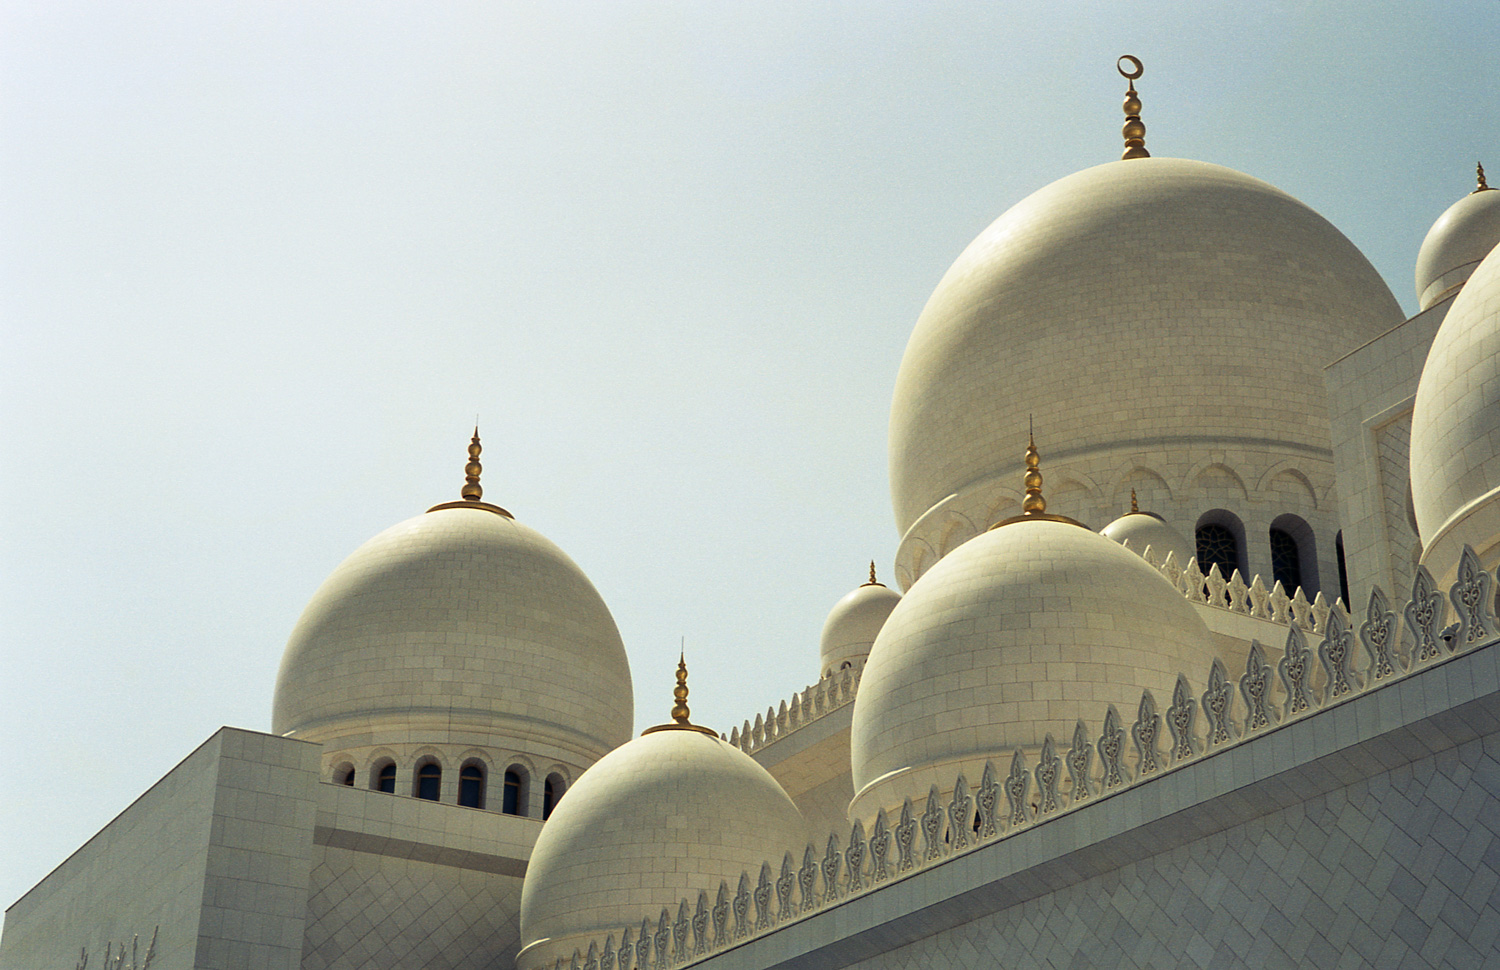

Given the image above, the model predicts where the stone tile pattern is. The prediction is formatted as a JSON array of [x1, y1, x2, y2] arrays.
[[852, 736, 1500, 970], [300, 848, 523, 970], [0, 728, 320, 970]]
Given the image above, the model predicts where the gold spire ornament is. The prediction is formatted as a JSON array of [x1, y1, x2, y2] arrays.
[[642, 651, 719, 736], [427, 427, 513, 518], [862, 561, 883, 587], [1131, 488, 1140, 514], [1118, 55, 1149, 160], [990, 426, 1087, 530], [1477, 161, 1492, 194]]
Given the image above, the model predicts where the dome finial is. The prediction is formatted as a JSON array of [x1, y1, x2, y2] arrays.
[[427, 426, 514, 518], [1477, 161, 1492, 194], [1118, 55, 1149, 160], [990, 421, 1088, 531], [462, 426, 483, 502], [1131, 487, 1139, 513], [642, 643, 718, 736], [862, 560, 881, 586]]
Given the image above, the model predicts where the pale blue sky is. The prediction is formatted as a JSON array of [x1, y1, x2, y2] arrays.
[[2, 1, 1496, 914]]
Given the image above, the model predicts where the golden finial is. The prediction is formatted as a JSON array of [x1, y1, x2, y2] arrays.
[[990, 422, 1087, 531], [1118, 55, 1149, 160], [1477, 162, 1492, 194], [1130, 488, 1139, 514], [642, 647, 718, 736], [427, 426, 513, 518], [462, 426, 483, 501], [861, 561, 883, 587]]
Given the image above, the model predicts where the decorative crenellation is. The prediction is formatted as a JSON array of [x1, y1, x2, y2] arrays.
[[725, 661, 864, 754], [76, 927, 158, 970], [560, 544, 1500, 970], [1116, 538, 1349, 636]]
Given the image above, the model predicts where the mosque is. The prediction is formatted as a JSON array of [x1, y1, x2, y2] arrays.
[[7, 57, 1500, 969]]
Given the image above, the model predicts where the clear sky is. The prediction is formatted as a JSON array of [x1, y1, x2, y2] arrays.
[[2, 1, 1496, 916]]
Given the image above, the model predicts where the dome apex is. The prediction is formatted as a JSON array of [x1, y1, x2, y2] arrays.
[[1415, 167, 1500, 310]]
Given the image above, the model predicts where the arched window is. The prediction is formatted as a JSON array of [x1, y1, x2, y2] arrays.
[[1269, 514, 1318, 596], [1195, 524, 1239, 580], [458, 764, 485, 809], [502, 768, 525, 816], [375, 762, 396, 794], [337, 765, 356, 787], [415, 762, 441, 801], [543, 774, 565, 819], [1335, 531, 1351, 609], [1269, 528, 1301, 593]]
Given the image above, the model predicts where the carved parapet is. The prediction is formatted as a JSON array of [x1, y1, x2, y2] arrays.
[[727, 659, 865, 754], [576, 562, 1500, 970]]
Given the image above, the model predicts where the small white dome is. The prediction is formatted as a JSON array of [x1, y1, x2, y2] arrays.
[[1411, 242, 1500, 580], [1099, 511, 1194, 568], [818, 569, 901, 676], [851, 517, 1215, 820], [272, 504, 634, 763], [518, 726, 807, 970], [1415, 183, 1500, 310]]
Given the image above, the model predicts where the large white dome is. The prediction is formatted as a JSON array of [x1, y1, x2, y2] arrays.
[[1099, 510, 1194, 567], [1411, 242, 1500, 581], [1415, 181, 1500, 310], [850, 517, 1215, 820], [272, 503, 634, 763], [889, 157, 1404, 547], [518, 725, 807, 970]]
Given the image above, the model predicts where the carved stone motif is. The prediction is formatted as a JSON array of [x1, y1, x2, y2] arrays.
[[711, 884, 729, 948], [1248, 574, 1272, 620], [1183, 558, 1207, 604], [585, 941, 600, 970], [1240, 640, 1277, 732], [1451, 545, 1498, 647], [618, 927, 634, 970], [653, 910, 670, 970], [1361, 585, 1401, 680], [1005, 748, 1032, 826], [601, 934, 616, 970], [692, 894, 709, 956], [1270, 580, 1292, 625], [1228, 569, 1250, 614], [753, 863, 773, 930], [821, 834, 843, 904], [635, 917, 652, 970], [1098, 705, 1129, 790], [1290, 586, 1313, 631], [870, 809, 892, 881], [1318, 600, 1360, 700], [1066, 720, 1093, 801], [731, 874, 750, 940], [1278, 623, 1314, 716], [1166, 673, 1197, 763], [1206, 563, 1229, 608], [1132, 688, 1163, 775], [947, 774, 973, 849], [977, 759, 1002, 835], [1035, 736, 1061, 815], [1406, 564, 1446, 663], [1201, 658, 1236, 747], [572, 948, 583, 970], [920, 785, 946, 860], [1311, 591, 1331, 635], [845, 819, 867, 894], [776, 853, 796, 922], [895, 798, 917, 872], [798, 845, 819, 913], [673, 901, 689, 963]]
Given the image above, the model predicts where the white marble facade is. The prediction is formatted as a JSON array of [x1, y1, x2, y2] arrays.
[[7, 93, 1500, 970]]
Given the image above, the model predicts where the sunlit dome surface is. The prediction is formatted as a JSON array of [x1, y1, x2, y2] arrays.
[[1415, 180, 1500, 310]]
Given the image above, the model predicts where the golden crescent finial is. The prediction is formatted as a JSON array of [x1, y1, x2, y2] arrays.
[[989, 424, 1087, 531], [1118, 55, 1149, 160], [1478, 161, 1492, 194]]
